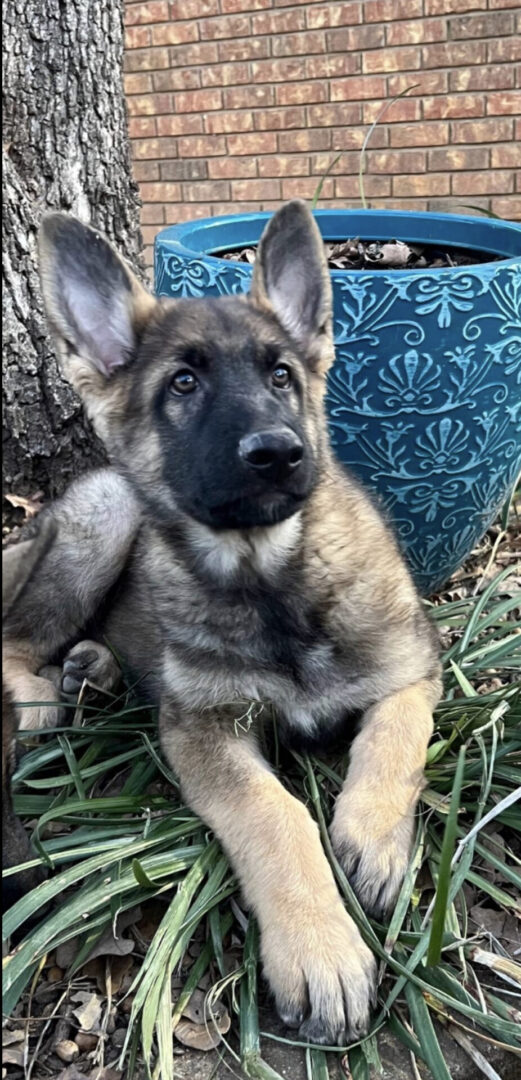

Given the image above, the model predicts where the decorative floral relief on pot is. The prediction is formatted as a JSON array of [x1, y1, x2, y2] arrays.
[[155, 214, 521, 595]]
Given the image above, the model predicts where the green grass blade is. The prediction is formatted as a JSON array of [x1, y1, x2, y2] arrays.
[[427, 745, 466, 966]]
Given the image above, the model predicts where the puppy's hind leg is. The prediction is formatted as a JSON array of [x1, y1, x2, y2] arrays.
[[3, 469, 140, 730]]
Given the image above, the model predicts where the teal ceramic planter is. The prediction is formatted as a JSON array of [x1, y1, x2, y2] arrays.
[[155, 210, 521, 594]]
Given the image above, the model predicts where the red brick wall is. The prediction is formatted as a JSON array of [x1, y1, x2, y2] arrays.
[[124, 0, 521, 266]]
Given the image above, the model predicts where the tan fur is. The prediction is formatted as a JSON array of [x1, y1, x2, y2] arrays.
[[160, 712, 376, 1043], [330, 678, 441, 914]]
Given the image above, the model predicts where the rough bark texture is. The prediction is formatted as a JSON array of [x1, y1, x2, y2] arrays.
[[3, 0, 145, 499]]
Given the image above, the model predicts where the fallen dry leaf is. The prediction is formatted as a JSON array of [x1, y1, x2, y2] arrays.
[[2, 1028, 25, 1047], [71, 991, 103, 1034], [4, 491, 45, 519], [173, 987, 231, 1051]]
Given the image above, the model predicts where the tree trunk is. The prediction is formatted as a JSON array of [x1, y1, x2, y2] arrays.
[[3, 0, 144, 500]]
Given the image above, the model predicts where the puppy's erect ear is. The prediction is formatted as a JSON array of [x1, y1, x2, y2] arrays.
[[39, 214, 156, 380], [250, 200, 334, 373]]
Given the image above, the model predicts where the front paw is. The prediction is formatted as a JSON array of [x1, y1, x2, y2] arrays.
[[330, 798, 415, 920], [16, 674, 64, 731], [60, 640, 120, 697], [262, 901, 376, 1046]]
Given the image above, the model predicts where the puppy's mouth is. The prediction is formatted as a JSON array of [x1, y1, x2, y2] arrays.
[[192, 490, 309, 531]]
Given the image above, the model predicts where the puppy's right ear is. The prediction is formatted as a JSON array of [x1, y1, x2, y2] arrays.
[[39, 214, 156, 384]]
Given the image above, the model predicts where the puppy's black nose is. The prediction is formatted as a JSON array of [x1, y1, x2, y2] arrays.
[[239, 429, 304, 478]]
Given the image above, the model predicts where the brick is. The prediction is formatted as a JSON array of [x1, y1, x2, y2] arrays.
[[208, 157, 257, 178], [425, 0, 486, 11], [451, 117, 513, 142], [279, 129, 331, 152], [251, 57, 307, 83], [307, 103, 362, 127], [217, 38, 270, 61], [389, 121, 447, 147], [140, 181, 182, 202], [141, 225, 164, 249], [332, 126, 387, 150], [362, 98, 421, 123], [452, 170, 514, 195], [171, 203, 212, 221], [220, 0, 270, 9], [255, 106, 306, 130], [449, 12, 515, 38], [151, 23, 199, 46], [311, 151, 360, 175], [251, 9, 305, 34], [125, 26, 150, 50], [205, 111, 254, 134], [177, 134, 226, 156], [491, 196, 521, 219], [124, 47, 169, 72], [423, 94, 484, 119], [183, 180, 230, 202], [393, 173, 450, 196], [306, 3, 361, 29], [231, 179, 282, 201], [449, 66, 515, 92], [133, 161, 160, 181], [160, 159, 208, 180], [326, 25, 384, 52], [365, 0, 422, 18], [368, 150, 427, 173], [386, 18, 445, 45], [211, 201, 261, 216], [306, 54, 360, 79], [422, 41, 487, 67], [488, 38, 521, 62], [226, 132, 277, 155], [275, 82, 328, 105], [378, 198, 429, 211], [200, 15, 251, 40], [429, 147, 489, 170], [174, 88, 222, 113], [125, 2, 169, 24], [133, 136, 178, 159], [491, 144, 521, 168], [170, 42, 219, 66], [141, 203, 166, 224], [170, 0, 219, 16], [486, 93, 521, 116], [363, 47, 422, 74], [489, 0, 521, 7], [258, 154, 310, 177], [124, 67, 154, 93], [336, 175, 391, 198], [129, 116, 157, 139], [330, 76, 386, 100], [388, 72, 448, 96], [127, 94, 167, 117], [272, 31, 326, 57], [153, 69, 200, 91], [224, 85, 275, 109], [201, 63, 250, 87], [157, 114, 203, 136], [282, 177, 334, 199]]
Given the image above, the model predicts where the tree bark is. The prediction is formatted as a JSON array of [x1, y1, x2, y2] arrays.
[[3, 0, 144, 499]]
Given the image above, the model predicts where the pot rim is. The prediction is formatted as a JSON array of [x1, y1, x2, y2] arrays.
[[155, 208, 521, 278]]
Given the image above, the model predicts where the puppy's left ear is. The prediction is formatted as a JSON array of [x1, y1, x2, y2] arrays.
[[250, 200, 334, 374]]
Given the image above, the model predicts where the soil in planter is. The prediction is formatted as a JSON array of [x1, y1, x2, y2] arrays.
[[221, 237, 503, 271]]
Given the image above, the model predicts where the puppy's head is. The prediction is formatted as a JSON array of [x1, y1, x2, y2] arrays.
[[39, 202, 334, 530]]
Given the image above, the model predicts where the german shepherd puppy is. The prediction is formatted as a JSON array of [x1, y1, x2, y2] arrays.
[[3, 201, 441, 1044]]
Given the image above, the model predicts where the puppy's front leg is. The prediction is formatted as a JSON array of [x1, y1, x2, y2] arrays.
[[160, 708, 376, 1046], [331, 677, 441, 919]]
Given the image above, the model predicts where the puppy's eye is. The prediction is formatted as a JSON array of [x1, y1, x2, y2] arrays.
[[171, 370, 198, 395], [272, 365, 291, 389]]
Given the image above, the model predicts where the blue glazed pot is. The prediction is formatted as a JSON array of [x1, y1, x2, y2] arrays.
[[154, 210, 521, 595]]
